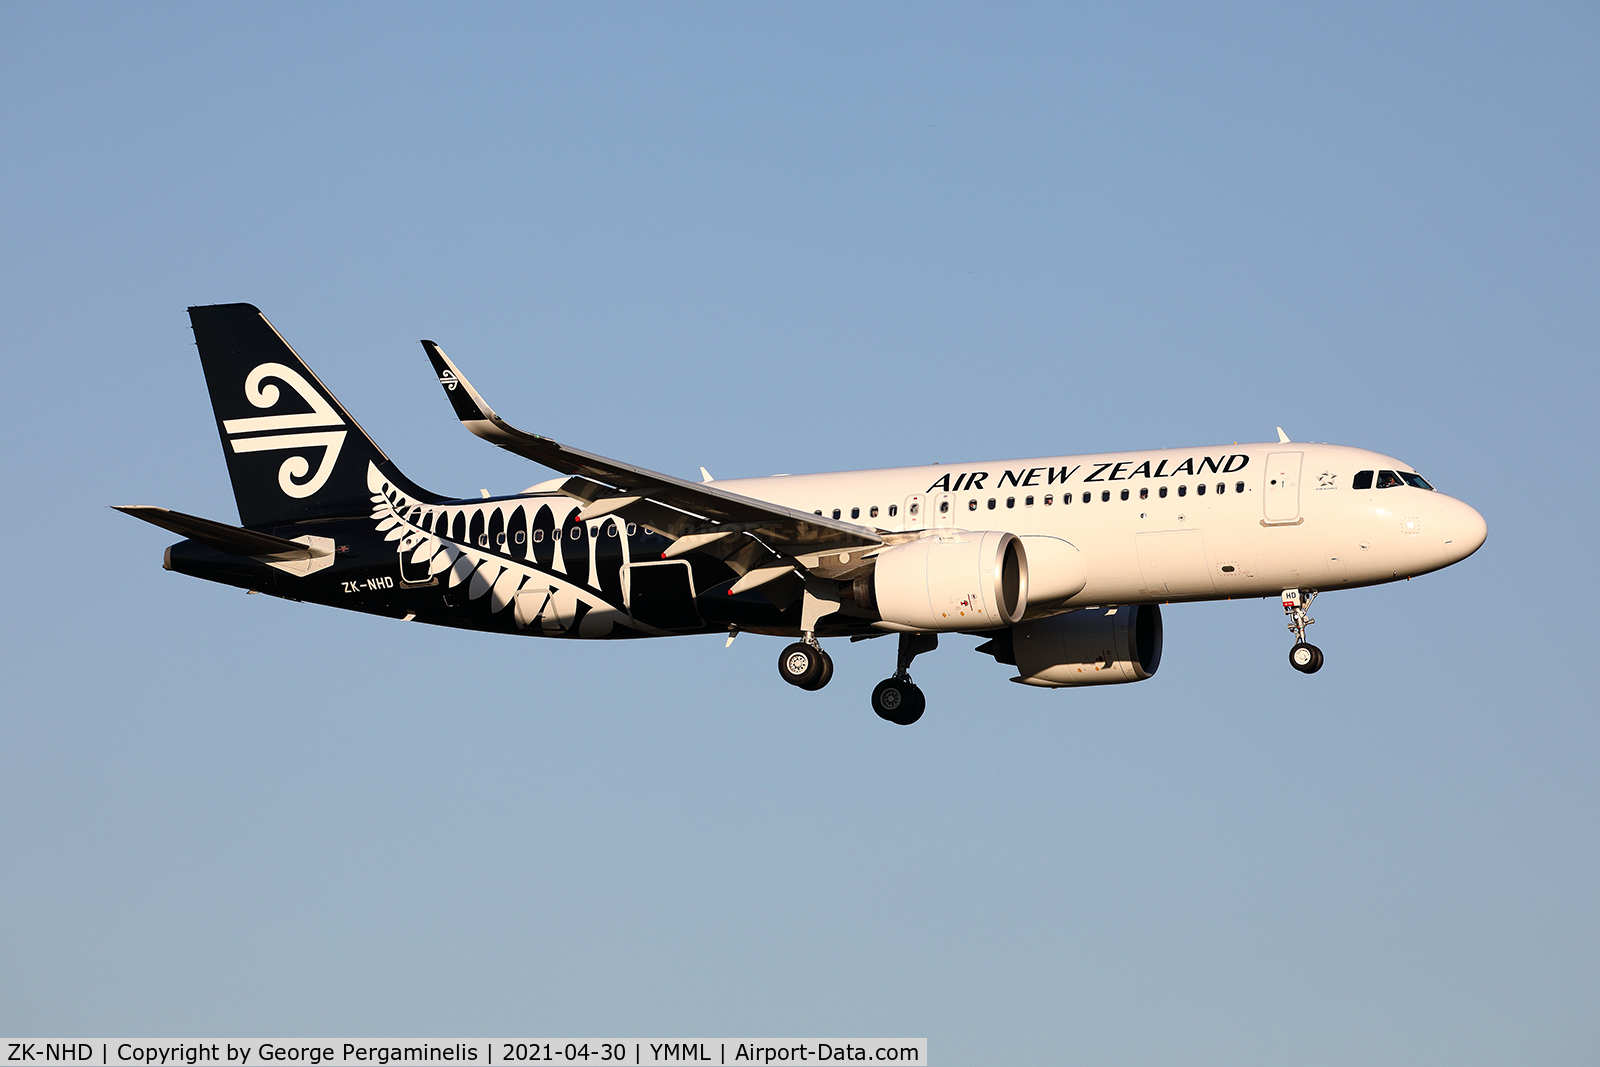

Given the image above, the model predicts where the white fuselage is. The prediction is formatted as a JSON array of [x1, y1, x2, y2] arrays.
[[712, 441, 1487, 607]]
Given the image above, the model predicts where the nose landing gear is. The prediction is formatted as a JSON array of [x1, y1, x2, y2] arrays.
[[871, 633, 937, 725], [1283, 588, 1324, 674]]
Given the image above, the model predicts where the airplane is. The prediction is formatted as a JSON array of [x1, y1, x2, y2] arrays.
[[118, 303, 1488, 725]]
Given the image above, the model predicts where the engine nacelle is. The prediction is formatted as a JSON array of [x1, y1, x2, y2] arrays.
[[867, 531, 1027, 632], [1017, 535, 1088, 608], [980, 604, 1163, 687]]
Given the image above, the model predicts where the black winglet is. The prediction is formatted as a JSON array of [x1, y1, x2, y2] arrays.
[[422, 340, 497, 424]]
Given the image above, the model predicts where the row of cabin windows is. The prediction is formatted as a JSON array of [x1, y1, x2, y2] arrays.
[[1352, 469, 1435, 491], [413, 508, 640, 549], [817, 481, 1252, 519]]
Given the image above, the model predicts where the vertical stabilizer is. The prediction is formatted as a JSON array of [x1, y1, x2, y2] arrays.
[[189, 303, 440, 527]]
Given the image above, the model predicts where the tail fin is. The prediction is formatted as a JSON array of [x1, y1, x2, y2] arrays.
[[189, 303, 441, 527]]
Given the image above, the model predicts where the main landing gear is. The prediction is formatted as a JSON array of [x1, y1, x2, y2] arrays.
[[777, 631, 938, 725], [871, 633, 937, 726], [1282, 588, 1324, 674], [777, 638, 834, 691]]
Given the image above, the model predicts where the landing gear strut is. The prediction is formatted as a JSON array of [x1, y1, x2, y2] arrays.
[[1282, 588, 1324, 674], [871, 633, 936, 725], [778, 634, 834, 691]]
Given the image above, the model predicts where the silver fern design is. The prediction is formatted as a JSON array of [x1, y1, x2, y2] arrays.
[[365, 462, 640, 637]]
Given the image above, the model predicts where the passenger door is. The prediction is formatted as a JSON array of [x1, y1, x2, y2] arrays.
[[397, 528, 435, 584], [1263, 451, 1303, 524]]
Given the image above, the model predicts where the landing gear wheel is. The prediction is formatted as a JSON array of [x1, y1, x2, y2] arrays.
[[778, 642, 823, 688], [799, 648, 835, 691], [871, 678, 926, 725], [1290, 642, 1324, 674]]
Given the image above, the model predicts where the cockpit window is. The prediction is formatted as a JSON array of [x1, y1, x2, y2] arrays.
[[1352, 470, 1373, 490], [1376, 470, 1404, 489], [1399, 471, 1434, 490]]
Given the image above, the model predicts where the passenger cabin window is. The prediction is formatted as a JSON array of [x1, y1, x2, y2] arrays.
[[1196, 483, 1206, 496], [869, 505, 879, 518], [891, 504, 900, 516], [1044, 494, 1054, 505], [1005, 497, 1015, 508], [1352, 470, 1374, 490], [1101, 490, 1110, 502], [1376, 470, 1403, 489], [939, 500, 949, 513], [1216, 483, 1225, 495], [1120, 489, 1129, 501], [1139, 488, 1148, 499], [1159, 486, 1168, 499], [969, 499, 978, 511], [1024, 495, 1034, 507], [1235, 481, 1245, 493], [832, 508, 842, 519], [987, 498, 997, 510], [1400, 471, 1435, 490], [1178, 485, 1187, 497], [1082, 492, 1091, 504], [850, 507, 859, 519]]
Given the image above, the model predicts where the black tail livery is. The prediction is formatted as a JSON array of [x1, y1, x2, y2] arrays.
[[189, 303, 439, 526]]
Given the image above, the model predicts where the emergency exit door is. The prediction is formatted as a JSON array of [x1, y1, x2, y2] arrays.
[[1263, 451, 1303, 524]]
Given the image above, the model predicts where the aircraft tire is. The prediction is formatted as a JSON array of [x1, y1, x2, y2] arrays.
[[1290, 642, 1323, 674], [799, 649, 835, 691], [779, 642, 823, 688], [872, 678, 926, 725]]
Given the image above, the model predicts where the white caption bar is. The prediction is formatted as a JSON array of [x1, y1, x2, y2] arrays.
[[0, 1042, 926, 1067]]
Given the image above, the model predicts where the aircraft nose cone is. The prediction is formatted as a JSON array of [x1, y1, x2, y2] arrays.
[[1442, 496, 1487, 562]]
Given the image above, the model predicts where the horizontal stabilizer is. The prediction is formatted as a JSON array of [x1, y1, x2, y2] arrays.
[[113, 505, 316, 559]]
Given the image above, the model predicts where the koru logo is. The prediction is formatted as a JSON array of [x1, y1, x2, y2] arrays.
[[438, 368, 459, 391], [222, 362, 348, 498]]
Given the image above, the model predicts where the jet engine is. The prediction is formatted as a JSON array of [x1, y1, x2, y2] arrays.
[[860, 531, 1027, 632], [977, 604, 1163, 687]]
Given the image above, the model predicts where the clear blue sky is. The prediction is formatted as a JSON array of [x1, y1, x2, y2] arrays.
[[2, 3, 1596, 1062]]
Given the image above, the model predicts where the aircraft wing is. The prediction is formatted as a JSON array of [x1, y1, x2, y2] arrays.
[[421, 341, 883, 558]]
